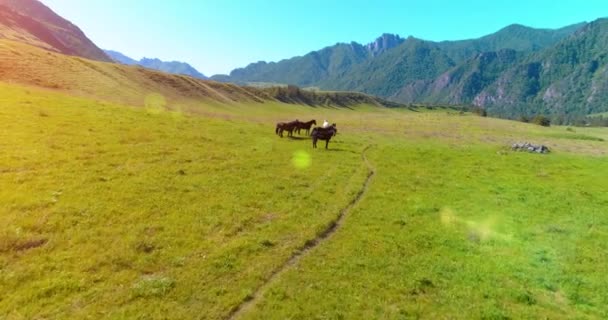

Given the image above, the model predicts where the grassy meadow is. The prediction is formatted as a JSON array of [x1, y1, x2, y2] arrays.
[[1, 82, 608, 319]]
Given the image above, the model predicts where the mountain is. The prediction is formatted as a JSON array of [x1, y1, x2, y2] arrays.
[[472, 18, 608, 117], [138, 58, 207, 79], [318, 37, 456, 97], [104, 49, 138, 65], [105, 50, 207, 79], [213, 21, 599, 116], [0, 0, 111, 62], [212, 42, 371, 86], [396, 19, 608, 118], [210, 34, 405, 86], [366, 33, 405, 56], [436, 23, 586, 63], [393, 49, 523, 105]]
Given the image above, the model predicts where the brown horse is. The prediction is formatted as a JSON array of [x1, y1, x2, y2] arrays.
[[275, 120, 301, 138], [311, 124, 337, 149], [295, 120, 317, 135]]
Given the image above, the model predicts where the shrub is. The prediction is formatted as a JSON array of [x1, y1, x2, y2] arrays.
[[471, 107, 487, 117], [518, 115, 529, 123], [532, 115, 551, 127]]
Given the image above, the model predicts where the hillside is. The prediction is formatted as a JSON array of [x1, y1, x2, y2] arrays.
[[0, 39, 398, 109], [318, 37, 456, 97], [212, 42, 372, 86], [105, 50, 208, 79], [436, 23, 586, 63], [474, 18, 608, 117], [392, 49, 523, 106], [210, 34, 405, 86], [2, 80, 608, 319], [398, 19, 608, 118], [0, 0, 110, 62]]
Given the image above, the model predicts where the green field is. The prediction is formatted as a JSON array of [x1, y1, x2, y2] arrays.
[[2, 82, 608, 319]]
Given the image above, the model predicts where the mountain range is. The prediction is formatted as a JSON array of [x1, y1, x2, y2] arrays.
[[212, 20, 608, 118], [104, 50, 207, 79]]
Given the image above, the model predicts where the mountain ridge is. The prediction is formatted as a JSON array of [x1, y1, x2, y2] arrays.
[[211, 21, 605, 116], [104, 50, 207, 79]]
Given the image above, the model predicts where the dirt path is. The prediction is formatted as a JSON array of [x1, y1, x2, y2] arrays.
[[226, 145, 376, 320]]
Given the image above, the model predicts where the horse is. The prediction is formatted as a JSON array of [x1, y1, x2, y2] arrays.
[[275, 120, 301, 138], [294, 120, 317, 135], [311, 124, 338, 149]]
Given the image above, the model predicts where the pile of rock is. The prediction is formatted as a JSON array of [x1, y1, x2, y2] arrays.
[[511, 142, 550, 154]]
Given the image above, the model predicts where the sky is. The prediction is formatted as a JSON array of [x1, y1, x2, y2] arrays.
[[41, 0, 608, 76]]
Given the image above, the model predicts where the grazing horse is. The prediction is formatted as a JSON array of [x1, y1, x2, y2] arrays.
[[275, 120, 301, 138], [295, 120, 317, 135], [311, 124, 338, 149]]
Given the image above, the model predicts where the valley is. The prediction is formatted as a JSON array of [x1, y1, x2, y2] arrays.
[[1, 1, 608, 319]]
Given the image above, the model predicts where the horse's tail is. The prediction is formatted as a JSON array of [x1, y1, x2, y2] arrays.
[[275, 125, 279, 134]]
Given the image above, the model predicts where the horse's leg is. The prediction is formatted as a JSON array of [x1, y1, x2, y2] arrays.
[[312, 137, 316, 148], [325, 139, 329, 149]]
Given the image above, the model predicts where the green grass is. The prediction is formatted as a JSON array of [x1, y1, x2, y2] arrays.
[[0, 83, 370, 318], [244, 140, 608, 319], [547, 132, 605, 142], [2, 82, 608, 319]]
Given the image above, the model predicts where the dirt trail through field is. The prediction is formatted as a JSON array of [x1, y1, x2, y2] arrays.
[[226, 145, 376, 320]]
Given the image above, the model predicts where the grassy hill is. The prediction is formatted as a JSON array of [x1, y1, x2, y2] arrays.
[[2, 72, 608, 319]]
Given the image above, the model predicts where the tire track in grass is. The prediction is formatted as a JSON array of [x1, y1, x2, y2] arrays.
[[226, 145, 376, 320]]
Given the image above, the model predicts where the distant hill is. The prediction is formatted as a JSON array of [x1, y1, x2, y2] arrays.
[[105, 50, 207, 79], [0, 0, 111, 62], [213, 21, 608, 117], [104, 50, 138, 65]]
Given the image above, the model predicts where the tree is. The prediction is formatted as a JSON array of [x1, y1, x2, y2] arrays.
[[532, 115, 551, 127], [471, 106, 487, 117]]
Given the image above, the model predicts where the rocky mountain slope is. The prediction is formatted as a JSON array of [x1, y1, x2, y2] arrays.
[[0, 0, 110, 62]]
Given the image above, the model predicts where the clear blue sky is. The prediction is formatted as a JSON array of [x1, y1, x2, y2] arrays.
[[41, 0, 608, 76]]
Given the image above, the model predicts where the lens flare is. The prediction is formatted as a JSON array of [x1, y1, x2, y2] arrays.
[[292, 150, 312, 169], [440, 207, 456, 225]]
